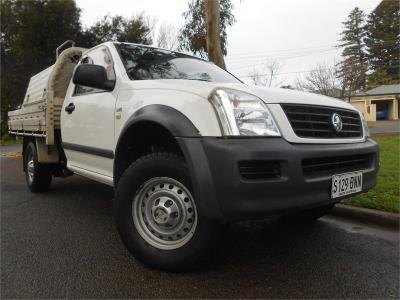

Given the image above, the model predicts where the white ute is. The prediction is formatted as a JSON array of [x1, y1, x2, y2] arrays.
[[8, 41, 379, 270]]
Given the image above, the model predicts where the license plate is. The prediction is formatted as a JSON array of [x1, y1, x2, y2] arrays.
[[331, 171, 363, 199]]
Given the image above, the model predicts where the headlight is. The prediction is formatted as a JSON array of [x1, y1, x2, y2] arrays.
[[209, 88, 281, 136], [360, 112, 370, 137]]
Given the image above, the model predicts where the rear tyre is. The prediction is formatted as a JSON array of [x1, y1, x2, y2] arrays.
[[113, 152, 226, 271], [280, 204, 334, 223], [24, 141, 52, 193]]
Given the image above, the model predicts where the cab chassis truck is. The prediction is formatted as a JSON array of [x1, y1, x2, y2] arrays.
[[8, 41, 379, 271]]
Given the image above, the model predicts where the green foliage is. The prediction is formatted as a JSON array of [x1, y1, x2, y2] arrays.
[[345, 135, 399, 213], [366, 69, 398, 89], [337, 7, 368, 94], [179, 0, 235, 58], [365, 0, 400, 82], [338, 7, 367, 61], [81, 14, 153, 46], [0, 0, 153, 135], [0, 133, 21, 146], [1, 0, 82, 134], [1, 133, 11, 142]]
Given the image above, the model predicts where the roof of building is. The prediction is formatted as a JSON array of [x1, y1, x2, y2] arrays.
[[352, 84, 400, 97]]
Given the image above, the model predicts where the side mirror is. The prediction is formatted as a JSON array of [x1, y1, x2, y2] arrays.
[[73, 64, 115, 91]]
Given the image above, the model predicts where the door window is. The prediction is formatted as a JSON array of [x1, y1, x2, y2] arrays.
[[74, 46, 116, 96]]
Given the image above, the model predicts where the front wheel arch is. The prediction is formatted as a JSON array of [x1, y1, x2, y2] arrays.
[[113, 105, 200, 186]]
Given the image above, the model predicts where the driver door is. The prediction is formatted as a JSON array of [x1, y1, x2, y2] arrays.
[[61, 46, 117, 184]]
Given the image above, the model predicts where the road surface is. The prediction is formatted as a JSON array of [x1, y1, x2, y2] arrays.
[[368, 120, 400, 135], [1, 149, 399, 299]]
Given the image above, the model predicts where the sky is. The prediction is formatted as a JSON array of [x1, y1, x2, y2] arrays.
[[76, 0, 381, 86]]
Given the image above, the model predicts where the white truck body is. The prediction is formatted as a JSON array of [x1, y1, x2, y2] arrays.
[[8, 66, 53, 134], [8, 41, 379, 270], [8, 46, 85, 144]]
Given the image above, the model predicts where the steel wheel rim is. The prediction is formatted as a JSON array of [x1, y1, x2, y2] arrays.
[[132, 177, 197, 250], [27, 153, 34, 183]]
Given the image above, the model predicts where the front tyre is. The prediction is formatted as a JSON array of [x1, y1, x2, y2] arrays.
[[113, 153, 225, 271], [24, 141, 52, 193]]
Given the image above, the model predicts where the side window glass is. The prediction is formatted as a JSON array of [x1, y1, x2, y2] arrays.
[[73, 46, 115, 96]]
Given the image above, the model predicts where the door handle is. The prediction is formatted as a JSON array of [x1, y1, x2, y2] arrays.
[[65, 103, 75, 114]]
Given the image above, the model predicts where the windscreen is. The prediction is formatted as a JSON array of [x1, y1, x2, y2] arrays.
[[115, 43, 241, 83]]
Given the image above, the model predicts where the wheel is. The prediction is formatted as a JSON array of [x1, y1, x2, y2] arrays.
[[113, 152, 226, 271], [280, 204, 334, 223], [24, 141, 52, 193]]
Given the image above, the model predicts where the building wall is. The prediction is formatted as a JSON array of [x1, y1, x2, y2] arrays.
[[349, 95, 398, 121], [350, 99, 376, 121]]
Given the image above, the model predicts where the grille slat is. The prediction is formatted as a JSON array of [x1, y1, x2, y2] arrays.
[[295, 128, 332, 133], [302, 154, 374, 178], [286, 111, 331, 118], [281, 104, 363, 138], [239, 161, 281, 180], [291, 119, 330, 125], [342, 123, 361, 127], [341, 116, 360, 121]]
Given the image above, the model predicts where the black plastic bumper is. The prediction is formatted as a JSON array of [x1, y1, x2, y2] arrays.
[[177, 137, 379, 221]]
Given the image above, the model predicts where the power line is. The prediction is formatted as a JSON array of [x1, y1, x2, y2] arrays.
[[234, 62, 399, 79], [236, 69, 315, 78], [227, 49, 338, 66], [228, 49, 339, 71], [229, 37, 399, 58], [227, 44, 336, 58], [227, 47, 336, 63], [227, 38, 398, 63]]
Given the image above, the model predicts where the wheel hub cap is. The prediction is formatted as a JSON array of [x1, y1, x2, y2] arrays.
[[133, 177, 197, 250], [153, 206, 169, 225], [151, 196, 180, 226], [27, 155, 34, 183]]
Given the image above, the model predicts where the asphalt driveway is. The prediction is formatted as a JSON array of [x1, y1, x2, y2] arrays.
[[368, 120, 400, 135], [1, 152, 399, 299]]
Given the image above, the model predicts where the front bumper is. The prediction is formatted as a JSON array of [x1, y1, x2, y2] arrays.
[[177, 137, 379, 221]]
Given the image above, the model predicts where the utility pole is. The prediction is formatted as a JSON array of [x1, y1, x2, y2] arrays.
[[204, 0, 226, 70]]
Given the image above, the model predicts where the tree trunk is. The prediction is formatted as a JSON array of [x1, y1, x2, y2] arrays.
[[204, 0, 226, 70]]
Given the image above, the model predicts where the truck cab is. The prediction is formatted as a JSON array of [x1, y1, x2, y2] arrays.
[[8, 41, 379, 271]]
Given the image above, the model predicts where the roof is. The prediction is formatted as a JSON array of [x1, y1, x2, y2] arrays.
[[352, 84, 400, 97]]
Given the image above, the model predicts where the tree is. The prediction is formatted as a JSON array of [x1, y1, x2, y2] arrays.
[[1, 0, 82, 133], [365, 0, 400, 82], [83, 14, 153, 47], [366, 69, 398, 89], [296, 64, 343, 98], [179, 0, 235, 59], [336, 56, 368, 98], [204, 0, 226, 68], [337, 7, 368, 95], [248, 60, 282, 87], [154, 22, 178, 50], [339, 8, 367, 64], [281, 85, 295, 90]]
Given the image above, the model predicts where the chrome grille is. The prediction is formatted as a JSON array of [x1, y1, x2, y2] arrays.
[[281, 104, 363, 138]]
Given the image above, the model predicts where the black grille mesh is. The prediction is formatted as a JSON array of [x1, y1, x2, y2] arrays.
[[281, 104, 363, 138], [302, 154, 374, 178], [238, 160, 281, 180]]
